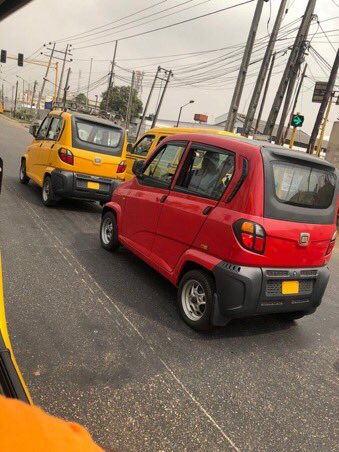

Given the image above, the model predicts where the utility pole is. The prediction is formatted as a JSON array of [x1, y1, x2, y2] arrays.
[[283, 63, 307, 145], [62, 67, 71, 111], [125, 71, 135, 129], [36, 42, 55, 117], [77, 69, 82, 92], [30, 80, 37, 114], [136, 66, 160, 138], [316, 96, 332, 156], [86, 58, 93, 105], [151, 69, 172, 128], [224, 0, 267, 132], [13, 80, 18, 116], [243, 0, 288, 136], [56, 44, 70, 102], [264, 0, 316, 137], [253, 52, 276, 134], [105, 41, 118, 111], [307, 48, 339, 154]]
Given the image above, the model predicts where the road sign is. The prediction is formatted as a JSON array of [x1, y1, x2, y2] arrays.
[[291, 114, 304, 127], [312, 81, 338, 103]]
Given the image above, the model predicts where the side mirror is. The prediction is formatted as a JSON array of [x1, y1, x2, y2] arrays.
[[0, 157, 3, 194], [29, 123, 39, 137], [127, 142, 133, 153], [132, 159, 144, 177]]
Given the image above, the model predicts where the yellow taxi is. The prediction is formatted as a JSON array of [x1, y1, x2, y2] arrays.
[[20, 110, 128, 206], [125, 127, 238, 180]]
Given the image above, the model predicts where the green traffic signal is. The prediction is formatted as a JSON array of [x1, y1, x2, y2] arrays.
[[291, 114, 304, 127]]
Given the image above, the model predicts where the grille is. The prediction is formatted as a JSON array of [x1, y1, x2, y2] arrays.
[[265, 279, 314, 297], [300, 269, 318, 277]]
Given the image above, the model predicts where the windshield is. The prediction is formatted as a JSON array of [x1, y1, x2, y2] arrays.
[[72, 119, 124, 156], [272, 161, 336, 209]]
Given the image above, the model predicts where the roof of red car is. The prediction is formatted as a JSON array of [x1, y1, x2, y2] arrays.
[[163, 133, 336, 169]]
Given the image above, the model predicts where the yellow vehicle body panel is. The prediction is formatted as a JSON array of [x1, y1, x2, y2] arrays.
[[25, 110, 127, 188], [0, 254, 32, 404], [125, 127, 238, 181]]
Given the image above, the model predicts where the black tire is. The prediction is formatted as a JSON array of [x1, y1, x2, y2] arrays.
[[42, 175, 57, 207], [100, 211, 119, 251], [178, 269, 215, 331], [276, 311, 306, 322], [19, 159, 30, 185]]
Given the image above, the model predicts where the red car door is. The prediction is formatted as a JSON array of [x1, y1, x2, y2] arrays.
[[121, 141, 187, 258], [152, 143, 236, 272]]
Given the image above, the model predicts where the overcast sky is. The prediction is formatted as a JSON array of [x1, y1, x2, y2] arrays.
[[0, 0, 338, 136]]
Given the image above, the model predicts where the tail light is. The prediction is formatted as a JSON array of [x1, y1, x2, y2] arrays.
[[325, 231, 336, 255], [233, 219, 266, 254], [116, 161, 126, 174], [58, 148, 74, 165]]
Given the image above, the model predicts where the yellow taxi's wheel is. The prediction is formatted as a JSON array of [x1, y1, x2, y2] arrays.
[[19, 159, 30, 185], [100, 211, 119, 251], [42, 176, 57, 207]]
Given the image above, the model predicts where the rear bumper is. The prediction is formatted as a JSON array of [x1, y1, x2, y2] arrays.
[[50, 169, 122, 202], [211, 262, 330, 325]]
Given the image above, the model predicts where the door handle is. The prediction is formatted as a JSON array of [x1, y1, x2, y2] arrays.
[[159, 195, 167, 203], [202, 206, 212, 215]]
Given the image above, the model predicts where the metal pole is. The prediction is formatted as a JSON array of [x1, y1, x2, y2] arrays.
[[105, 41, 118, 111], [94, 95, 98, 109], [1, 84, 4, 107], [152, 70, 172, 128], [136, 66, 160, 138], [243, 0, 288, 136], [316, 97, 333, 156], [176, 106, 183, 127], [289, 127, 297, 149], [86, 58, 93, 105], [253, 52, 276, 135], [11, 85, 14, 103], [224, 0, 266, 132], [264, 0, 316, 137], [282, 63, 307, 145], [307, 49, 339, 154], [56, 44, 69, 102], [53, 62, 58, 102], [36, 42, 55, 117], [30, 80, 37, 114], [13, 80, 18, 116], [125, 71, 135, 129], [62, 67, 71, 111]]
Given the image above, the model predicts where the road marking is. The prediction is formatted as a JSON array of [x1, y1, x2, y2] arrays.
[[4, 184, 241, 450]]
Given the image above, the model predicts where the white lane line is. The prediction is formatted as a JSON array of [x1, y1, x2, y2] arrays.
[[7, 185, 240, 450]]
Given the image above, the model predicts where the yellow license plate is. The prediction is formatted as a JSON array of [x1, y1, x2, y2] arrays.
[[87, 181, 100, 190], [282, 280, 299, 295]]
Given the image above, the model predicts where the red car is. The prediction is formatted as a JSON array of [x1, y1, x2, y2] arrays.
[[100, 134, 338, 331]]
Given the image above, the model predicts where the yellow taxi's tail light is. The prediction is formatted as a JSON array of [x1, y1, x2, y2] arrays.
[[58, 148, 74, 165], [116, 161, 126, 174], [234, 219, 266, 254], [326, 230, 336, 255]]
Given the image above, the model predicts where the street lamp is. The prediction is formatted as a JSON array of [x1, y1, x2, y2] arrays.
[[176, 100, 194, 127]]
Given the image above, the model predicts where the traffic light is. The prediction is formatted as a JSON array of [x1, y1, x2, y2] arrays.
[[291, 114, 304, 128], [18, 53, 24, 67], [0, 50, 6, 63]]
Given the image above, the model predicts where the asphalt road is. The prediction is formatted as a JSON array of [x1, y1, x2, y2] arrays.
[[0, 115, 338, 452]]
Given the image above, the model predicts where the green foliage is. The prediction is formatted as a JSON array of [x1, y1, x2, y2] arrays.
[[100, 85, 143, 119], [74, 93, 88, 105]]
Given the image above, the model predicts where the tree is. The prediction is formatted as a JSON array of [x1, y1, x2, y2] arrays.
[[100, 85, 143, 119], [74, 93, 88, 105]]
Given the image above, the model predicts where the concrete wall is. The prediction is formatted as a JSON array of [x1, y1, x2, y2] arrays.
[[326, 121, 339, 169]]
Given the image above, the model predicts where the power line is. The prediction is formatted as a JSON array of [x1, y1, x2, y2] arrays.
[[54, 0, 169, 43], [61, 0, 206, 45], [318, 22, 337, 53], [73, 0, 256, 50]]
